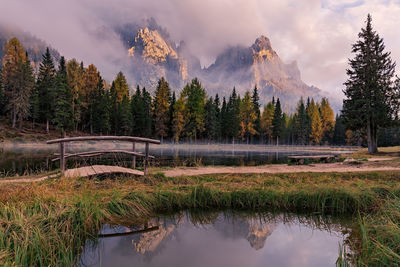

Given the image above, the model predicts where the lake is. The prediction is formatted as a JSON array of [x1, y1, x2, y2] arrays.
[[0, 142, 356, 177], [78, 211, 356, 267]]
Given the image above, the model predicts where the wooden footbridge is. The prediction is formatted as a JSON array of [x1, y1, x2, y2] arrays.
[[47, 136, 160, 177]]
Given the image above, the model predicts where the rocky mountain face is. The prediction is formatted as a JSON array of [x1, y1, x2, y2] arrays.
[[119, 22, 321, 108]]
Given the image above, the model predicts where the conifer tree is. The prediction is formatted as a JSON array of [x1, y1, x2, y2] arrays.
[[153, 77, 170, 141], [181, 78, 206, 142], [319, 97, 335, 143], [131, 86, 143, 136], [119, 95, 132, 135], [82, 64, 100, 133], [167, 91, 176, 139], [92, 77, 111, 134], [66, 59, 84, 131], [36, 47, 56, 133], [204, 97, 218, 141], [226, 87, 240, 143], [251, 86, 261, 141], [52, 56, 72, 134], [333, 114, 346, 145], [295, 97, 309, 144], [239, 91, 258, 143], [342, 14, 399, 153], [214, 94, 221, 141], [172, 95, 186, 143], [1, 38, 33, 129], [272, 98, 283, 145], [142, 87, 152, 137], [308, 99, 323, 144], [113, 71, 129, 103], [260, 101, 275, 144]]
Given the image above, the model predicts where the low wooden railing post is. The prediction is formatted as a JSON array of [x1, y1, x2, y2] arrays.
[[132, 142, 136, 169], [144, 142, 149, 176], [60, 142, 65, 175]]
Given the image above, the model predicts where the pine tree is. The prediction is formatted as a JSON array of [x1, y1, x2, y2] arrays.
[[295, 97, 309, 145], [220, 97, 228, 141], [342, 14, 399, 153], [52, 56, 72, 134], [260, 101, 275, 144], [204, 97, 218, 142], [82, 64, 100, 133], [142, 87, 152, 137], [308, 99, 323, 144], [112, 71, 129, 103], [153, 77, 170, 141], [251, 86, 261, 142], [66, 59, 84, 131], [181, 78, 206, 142], [214, 94, 221, 141], [272, 98, 283, 145], [167, 91, 176, 139], [172, 95, 186, 143], [92, 77, 111, 134], [36, 47, 56, 133], [319, 97, 335, 143], [119, 95, 132, 135], [1, 38, 34, 129], [239, 91, 258, 143], [226, 87, 240, 143], [333, 114, 346, 145]]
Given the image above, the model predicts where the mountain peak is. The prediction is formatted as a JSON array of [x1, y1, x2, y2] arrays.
[[251, 35, 277, 62]]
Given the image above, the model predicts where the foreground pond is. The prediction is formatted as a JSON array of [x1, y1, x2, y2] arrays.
[[0, 143, 356, 177], [79, 211, 355, 267]]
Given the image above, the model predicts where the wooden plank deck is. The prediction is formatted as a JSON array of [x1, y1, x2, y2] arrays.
[[64, 165, 144, 178]]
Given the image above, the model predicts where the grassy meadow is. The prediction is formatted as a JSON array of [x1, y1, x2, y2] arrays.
[[0, 171, 400, 266]]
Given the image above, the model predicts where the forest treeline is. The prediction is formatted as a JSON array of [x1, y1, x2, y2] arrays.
[[0, 37, 398, 146]]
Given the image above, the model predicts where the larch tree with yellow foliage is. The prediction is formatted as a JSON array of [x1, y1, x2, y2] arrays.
[[319, 97, 335, 143], [308, 99, 323, 144], [239, 91, 258, 144], [260, 101, 275, 144], [154, 77, 170, 142]]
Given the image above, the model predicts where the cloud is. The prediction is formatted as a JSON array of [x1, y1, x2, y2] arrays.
[[0, 0, 399, 99]]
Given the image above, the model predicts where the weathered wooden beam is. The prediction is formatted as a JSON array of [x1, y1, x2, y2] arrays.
[[60, 142, 65, 175], [52, 150, 155, 161], [47, 136, 161, 144], [132, 142, 136, 169], [144, 142, 149, 176]]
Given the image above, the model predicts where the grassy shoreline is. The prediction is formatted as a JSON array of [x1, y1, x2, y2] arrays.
[[1, 171, 400, 266]]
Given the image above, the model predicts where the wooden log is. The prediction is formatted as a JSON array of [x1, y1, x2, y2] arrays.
[[47, 136, 160, 144], [60, 142, 65, 175], [144, 142, 149, 176], [132, 142, 136, 169]]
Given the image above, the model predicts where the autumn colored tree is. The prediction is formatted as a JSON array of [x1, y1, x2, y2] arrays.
[[308, 99, 323, 144], [112, 71, 129, 103], [153, 77, 170, 141], [1, 38, 33, 129], [66, 59, 84, 131], [239, 91, 258, 143], [82, 64, 100, 133], [260, 101, 275, 144], [319, 97, 335, 143]]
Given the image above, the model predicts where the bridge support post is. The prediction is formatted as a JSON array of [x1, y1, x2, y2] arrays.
[[60, 142, 65, 175], [132, 142, 136, 169], [144, 142, 149, 176]]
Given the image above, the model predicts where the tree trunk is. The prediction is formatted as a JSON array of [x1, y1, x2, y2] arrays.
[[12, 107, 16, 128], [276, 136, 279, 146], [46, 119, 49, 134], [367, 118, 378, 154]]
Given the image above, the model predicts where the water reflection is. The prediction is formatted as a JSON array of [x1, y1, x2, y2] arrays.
[[0, 142, 355, 177], [79, 212, 354, 267]]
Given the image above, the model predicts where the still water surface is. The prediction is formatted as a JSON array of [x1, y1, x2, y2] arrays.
[[79, 211, 354, 267], [0, 142, 355, 177]]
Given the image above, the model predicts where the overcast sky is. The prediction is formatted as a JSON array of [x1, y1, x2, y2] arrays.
[[0, 0, 399, 98]]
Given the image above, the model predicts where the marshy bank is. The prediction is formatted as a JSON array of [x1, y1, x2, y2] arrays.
[[1, 171, 400, 266]]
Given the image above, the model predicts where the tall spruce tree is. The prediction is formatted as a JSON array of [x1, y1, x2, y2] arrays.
[[251, 86, 261, 142], [37, 47, 56, 133], [92, 77, 111, 134], [342, 14, 398, 153], [260, 101, 275, 144], [167, 91, 176, 139], [214, 94, 221, 141], [226, 87, 240, 143], [66, 59, 84, 131], [272, 98, 283, 145], [333, 114, 346, 145], [204, 97, 218, 142], [52, 56, 72, 134], [181, 78, 206, 142], [153, 77, 170, 141], [142, 87, 152, 137], [295, 97, 309, 145]]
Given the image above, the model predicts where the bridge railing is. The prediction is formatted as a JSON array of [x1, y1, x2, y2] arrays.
[[47, 136, 161, 176]]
